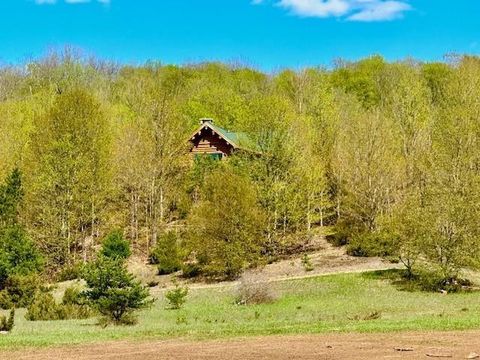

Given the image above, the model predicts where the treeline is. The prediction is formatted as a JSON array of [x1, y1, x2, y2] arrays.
[[1, 50, 480, 284]]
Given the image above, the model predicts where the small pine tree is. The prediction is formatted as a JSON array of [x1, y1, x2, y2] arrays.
[[0, 169, 43, 290], [101, 230, 131, 261], [149, 231, 182, 275], [82, 257, 151, 324], [165, 282, 188, 310]]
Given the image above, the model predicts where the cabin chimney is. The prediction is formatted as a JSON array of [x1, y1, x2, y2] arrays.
[[200, 118, 214, 125]]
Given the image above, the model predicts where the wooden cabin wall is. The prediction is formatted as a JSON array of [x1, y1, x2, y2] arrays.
[[191, 129, 233, 156]]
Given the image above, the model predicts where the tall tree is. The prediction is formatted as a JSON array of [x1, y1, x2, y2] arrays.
[[27, 88, 110, 267]]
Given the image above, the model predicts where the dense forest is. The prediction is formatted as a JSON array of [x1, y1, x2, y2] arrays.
[[1, 49, 480, 285]]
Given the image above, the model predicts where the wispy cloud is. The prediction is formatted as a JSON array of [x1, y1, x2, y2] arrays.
[[253, 0, 412, 22], [35, 0, 110, 4]]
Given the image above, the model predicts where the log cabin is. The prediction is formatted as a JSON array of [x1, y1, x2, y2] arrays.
[[189, 118, 255, 159]]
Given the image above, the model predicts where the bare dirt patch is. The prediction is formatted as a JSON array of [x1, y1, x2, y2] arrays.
[[3, 331, 480, 360], [259, 236, 401, 282], [133, 236, 401, 291]]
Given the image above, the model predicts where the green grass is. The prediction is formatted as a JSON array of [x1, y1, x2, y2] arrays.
[[1, 271, 480, 350]]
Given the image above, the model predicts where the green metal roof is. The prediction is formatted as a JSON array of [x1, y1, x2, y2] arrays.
[[191, 119, 259, 153], [208, 122, 257, 151]]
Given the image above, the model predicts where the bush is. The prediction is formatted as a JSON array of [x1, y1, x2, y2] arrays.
[[62, 285, 87, 305], [0, 291, 13, 310], [149, 232, 182, 275], [235, 272, 276, 305], [346, 231, 396, 257], [25, 292, 59, 321], [56, 263, 83, 282], [165, 282, 188, 310], [187, 168, 267, 280], [0, 308, 14, 332], [25, 288, 94, 321], [101, 230, 131, 261], [413, 269, 472, 293], [0, 226, 43, 288], [0, 275, 39, 309], [301, 254, 314, 272], [82, 257, 151, 325], [181, 263, 201, 278], [327, 218, 359, 247]]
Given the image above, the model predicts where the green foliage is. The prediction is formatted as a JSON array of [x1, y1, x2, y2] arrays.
[[187, 166, 267, 279], [25, 289, 93, 322], [165, 282, 188, 310], [328, 218, 359, 247], [0, 168, 23, 228], [28, 87, 110, 267], [0, 308, 15, 332], [364, 268, 473, 294], [56, 263, 83, 282], [346, 231, 396, 258], [0, 291, 13, 310], [2, 53, 480, 287], [0, 275, 40, 309], [101, 230, 131, 261], [181, 263, 202, 278], [0, 170, 42, 289], [62, 285, 85, 306], [25, 292, 60, 321], [149, 231, 182, 275], [0, 227, 43, 287], [414, 270, 473, 293], [331, 55, 386, 108], [301, 254, 314, 272], [82, 257, 151, 324]]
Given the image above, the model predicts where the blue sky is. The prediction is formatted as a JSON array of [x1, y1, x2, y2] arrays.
[[0, 0, 479, 70]]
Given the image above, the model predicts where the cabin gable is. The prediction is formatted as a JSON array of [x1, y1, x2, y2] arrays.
[[189, 118, 251, 159], [190, 125, 235, 158]]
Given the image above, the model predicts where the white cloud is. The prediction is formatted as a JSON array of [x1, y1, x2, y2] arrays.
[[347, 1, 411, 21], [258, 0, 411, 22], [279, 0, 350, 18]]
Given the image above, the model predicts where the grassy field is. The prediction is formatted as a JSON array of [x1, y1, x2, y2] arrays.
[[1, 271, 480, 350]]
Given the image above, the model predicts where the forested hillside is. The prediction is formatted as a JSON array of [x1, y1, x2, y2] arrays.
[[1, 50, 480, 283]]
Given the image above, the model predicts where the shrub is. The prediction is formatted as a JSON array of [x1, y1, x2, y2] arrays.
[[101, 230, 131, 261], [0, 226, 43, 288], [327, 218, 360, 247], [149, 232, 182, 275], [346, 231, 396, 257], [187, 168, 267, 280], [25, 288, 94, 321], [0, 308, 14, 332], [165, 282, 188, 310], [181, 263, 201, 278], [0, 275, 40, 309], [235, 272, 276, 305], [301, 254, 314, 272], [413, 269, 472, 293], [56, 263, 83, 282], [25, 292, 59, 321], [82, 257, 151, 325], [0, 291, 13, 310], [62, 285, 85, 306]]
